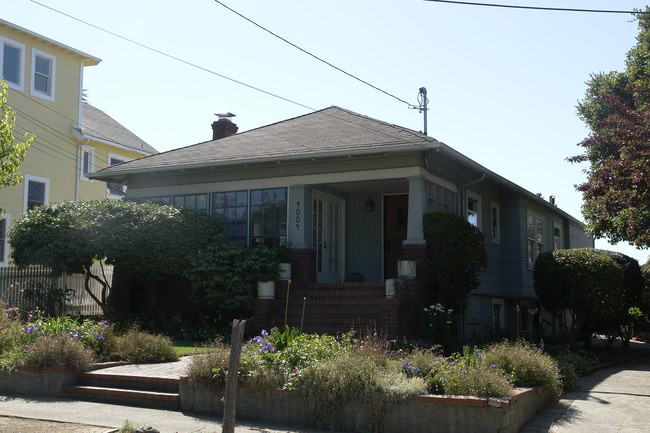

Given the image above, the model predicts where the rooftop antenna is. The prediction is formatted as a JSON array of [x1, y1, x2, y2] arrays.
[[418, 87, 429, 136], [409, 87, 429, 135]]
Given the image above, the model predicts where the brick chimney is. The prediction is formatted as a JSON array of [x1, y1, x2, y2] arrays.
[[212, 111, 238, 140]]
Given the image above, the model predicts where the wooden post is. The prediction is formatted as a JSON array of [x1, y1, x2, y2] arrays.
[[222, 319, 246, 433]]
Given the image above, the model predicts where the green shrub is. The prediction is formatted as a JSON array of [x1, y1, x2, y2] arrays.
[[117, 329, 179, 363], [423, 212, 487, 312], [22, 334, 95, 369], [23, 315, 111, 355], [297, 350, 426, 433], [118, 419, 142, 433], [185, 340, 231, 385], [241, 329, 344, 392], [483, 341, 562, 398], [297, 352, 379, 430], [554, 350, 599, 391], [417, 346, 514, 398], [0, 316, 23, 355]]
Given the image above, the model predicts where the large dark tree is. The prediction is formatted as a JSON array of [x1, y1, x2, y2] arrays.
[[572, 8, 650, 248], [9, 199, 223, 315], [423, 212, 487, 312], [534, 248, 626, 347]]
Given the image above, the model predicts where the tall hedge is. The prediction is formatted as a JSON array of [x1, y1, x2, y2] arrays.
[[423, 212, 487, 312], [534, 248, 626, 346]]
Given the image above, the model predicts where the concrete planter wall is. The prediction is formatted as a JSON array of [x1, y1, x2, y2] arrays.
[[179, 378, 551, 433], [0, 366, 79, 397]]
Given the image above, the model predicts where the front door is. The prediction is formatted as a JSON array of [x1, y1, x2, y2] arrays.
[[383, 194, 409, 279], [313, 192, 344, 282]]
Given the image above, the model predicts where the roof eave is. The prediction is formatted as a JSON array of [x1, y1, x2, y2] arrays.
[[89, 140, 439, 180], [435, 143, 585, 226]]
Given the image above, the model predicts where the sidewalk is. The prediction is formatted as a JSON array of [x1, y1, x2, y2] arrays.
[[0, 394, 336, 433], [520, 354, 650, 432]]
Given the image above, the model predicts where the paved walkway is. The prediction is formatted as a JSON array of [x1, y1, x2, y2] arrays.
[[520, 355, 650, 433], [87, 356, 194, 380]]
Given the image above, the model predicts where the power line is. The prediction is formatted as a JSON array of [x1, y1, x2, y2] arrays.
[[29, 0, 316, 112], [422, 0, 648, 14], [212, 0, 415, 107], [27, 1, 428, 145]]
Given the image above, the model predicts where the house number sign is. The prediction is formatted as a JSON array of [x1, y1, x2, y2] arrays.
[[295, 201, 301, 231]]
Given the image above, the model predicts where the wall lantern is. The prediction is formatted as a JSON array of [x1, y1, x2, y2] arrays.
[[366, 197, 375, 212]]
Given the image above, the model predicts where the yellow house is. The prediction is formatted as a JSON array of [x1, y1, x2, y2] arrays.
[[0, 19, 156, 264]]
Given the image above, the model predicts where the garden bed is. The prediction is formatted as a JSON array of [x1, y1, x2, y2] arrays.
[[179, 378, 551, 433]]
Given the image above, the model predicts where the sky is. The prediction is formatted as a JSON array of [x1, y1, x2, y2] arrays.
[[5, 0, 650, 264]]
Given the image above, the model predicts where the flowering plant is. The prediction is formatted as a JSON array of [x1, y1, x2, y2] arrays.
[[22, 314, 110, 354], [421, 303, 454, 347]]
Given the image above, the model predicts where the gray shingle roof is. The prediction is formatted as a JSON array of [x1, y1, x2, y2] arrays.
[[81, 103, 158, 155], [94, 106, 436, 175]]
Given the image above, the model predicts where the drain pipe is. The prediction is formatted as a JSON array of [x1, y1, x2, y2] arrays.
[[75, 137, 90, 201]]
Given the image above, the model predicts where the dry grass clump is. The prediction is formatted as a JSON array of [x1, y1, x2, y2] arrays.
[[22, 334, 95, 369], [117, 329, 178, 363]]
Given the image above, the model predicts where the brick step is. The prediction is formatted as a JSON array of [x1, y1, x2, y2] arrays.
[[77, 372, 180, 393], [61, 385, 179, 410]]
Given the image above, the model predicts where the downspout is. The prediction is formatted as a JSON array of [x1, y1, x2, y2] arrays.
[[75, 138, 90, 201]]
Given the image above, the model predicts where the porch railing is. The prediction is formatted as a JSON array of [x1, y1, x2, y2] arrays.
[[0, 265, 112, 317]]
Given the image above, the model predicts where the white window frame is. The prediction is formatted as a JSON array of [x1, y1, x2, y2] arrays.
[[527, 210, 545, 270], [79, 145, 95, 181], [30, 49, 56, 101], [23, 174, 50, 213], [490, 201, 500, 244], [106, 153, 131, 198], [0, 214, 10, 264], [1, 36, 25, 91], [466, 190, 481, 229], [553, 221, 563, 250]]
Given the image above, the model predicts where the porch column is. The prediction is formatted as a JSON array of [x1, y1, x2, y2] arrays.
[[404, 175, 427, 246], [288, 184, 309, 248], [288, 185, 316, 284]]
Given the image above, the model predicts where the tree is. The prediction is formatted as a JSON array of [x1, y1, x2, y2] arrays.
[[8, 199, 224, 315], [534, 248, 629, 347], [572, 8, 650, 248], [0, 80, 34, 196], [422, 212, 487, 313]]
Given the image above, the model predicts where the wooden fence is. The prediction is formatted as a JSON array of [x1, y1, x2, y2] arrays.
[[0, 265, 113, 316]]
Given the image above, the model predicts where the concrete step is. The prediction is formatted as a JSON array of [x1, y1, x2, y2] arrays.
[[77, 371, 180, 393], [61, 384, 180, 410]]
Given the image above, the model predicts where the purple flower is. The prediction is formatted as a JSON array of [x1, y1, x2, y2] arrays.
[[476, 353, 483, 359], [491, 364, 498, 369]]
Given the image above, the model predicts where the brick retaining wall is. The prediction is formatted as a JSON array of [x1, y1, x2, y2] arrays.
[[179, 379, 551, 433]]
